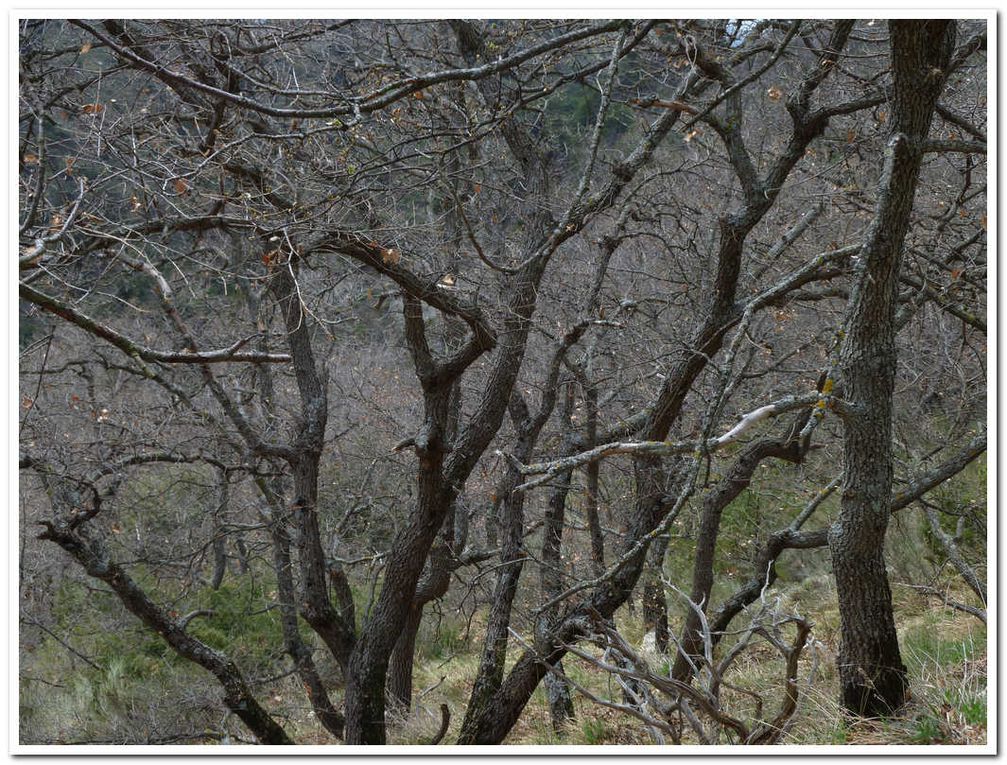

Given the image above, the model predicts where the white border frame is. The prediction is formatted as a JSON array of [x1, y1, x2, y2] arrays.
[[8, 4, 997, 758]]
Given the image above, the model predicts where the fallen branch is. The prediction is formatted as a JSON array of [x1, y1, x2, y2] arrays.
[[423, 704, 451, 745], [899, 584, 986, 623]]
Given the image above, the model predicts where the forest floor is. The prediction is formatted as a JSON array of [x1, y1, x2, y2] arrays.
[[387, 575, 987, 747], [19, 564, 987, 747], [20, 460, 987, 747]]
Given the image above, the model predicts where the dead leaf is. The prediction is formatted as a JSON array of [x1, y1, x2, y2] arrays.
[[846, 128, 856, 143], [173, 177, 189, 195], [81, 102, 104, 114], [766, 86, 783, 102], [23, 153, 38, 165], [21, 395, 33, 410], [381, 248, 401, 266], [980, 214, 987, 230], [80, 42, 92, 54]]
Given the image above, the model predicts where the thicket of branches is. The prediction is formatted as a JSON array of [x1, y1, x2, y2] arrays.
[[19, 18, 986, 746]]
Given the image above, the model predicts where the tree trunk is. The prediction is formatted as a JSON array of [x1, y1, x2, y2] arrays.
[[458, 455, 531, 740], [583, 382, 606, 575], [536, 385, 578, 730], [640, 538, 670, 653], [544, 662, 576, 731], [387, 604, 425, 710], [234, 536, 250, 575], [451, 20, 851, 744], [829, 20, 956, 717], [389, 378, 466, 712], [671, 435, 806, 681], [343, 417, 454, 743], [264, 480, 345, 738], [387, 522, 457, 710], [210, 468, 230, 590], [539, 467, 577, 730]]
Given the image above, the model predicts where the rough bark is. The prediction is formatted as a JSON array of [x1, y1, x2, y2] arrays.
[[711, 432, 985, 640], [829, 20, 956, 717], [640, 538, 670, 654], [343, 383, 454, 744], [269, 264, 356, 671], [459, 397, 539, 741], [388, 149, 471, 712], [578, 371, 606, 576], [345, 288, 478, 743], [387, 521, 456, 709], [387, 376, 465, 711], [387, 604, 426, 710], [265, 486, 346, 739], [243, 277, 346, 739], [537, 386, 578, 730], [537, 469, 578, 730]]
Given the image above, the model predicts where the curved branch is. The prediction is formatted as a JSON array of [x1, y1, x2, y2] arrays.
[[922, 138, 986, 154], [72, 19, 626, 120], [711, 431, 987, 634], [510, 392, 821, 492], [37, 520, 292, 744], [19, 178, 86, 268], [20, 284, 291, 364]]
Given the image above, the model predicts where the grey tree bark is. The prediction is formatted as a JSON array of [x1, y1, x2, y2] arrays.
[[828, 20, 957, 717]]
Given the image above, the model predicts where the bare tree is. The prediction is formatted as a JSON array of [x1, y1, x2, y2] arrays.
[[829, 20, 957, 716], [19, 17, 986, 746]]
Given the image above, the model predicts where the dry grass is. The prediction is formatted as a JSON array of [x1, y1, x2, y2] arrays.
[[382, 572, 988, 747]]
